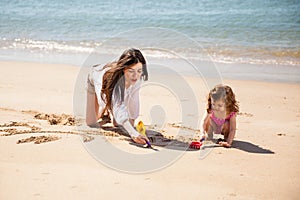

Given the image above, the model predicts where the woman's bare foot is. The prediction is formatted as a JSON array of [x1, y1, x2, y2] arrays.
[[112, 118, 119, 127], [98, 115, 111, 126]]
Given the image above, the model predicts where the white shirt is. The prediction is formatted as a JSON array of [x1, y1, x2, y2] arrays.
[[88, 64, 141, 137]]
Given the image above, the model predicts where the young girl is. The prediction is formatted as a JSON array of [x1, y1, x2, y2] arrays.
[[86, 48, 149, 145], [200, 84, 239, 148]]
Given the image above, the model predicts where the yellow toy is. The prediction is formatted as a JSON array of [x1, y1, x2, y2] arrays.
[[136, 120, 154, 148], [136, 121, 146, 136]]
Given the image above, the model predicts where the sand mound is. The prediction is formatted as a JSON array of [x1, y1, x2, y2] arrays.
[[17, 135, 61, 144], [34, 113, 75, 125]]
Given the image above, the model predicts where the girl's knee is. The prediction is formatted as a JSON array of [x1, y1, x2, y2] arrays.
[[222, 123, 230, 139], [204, 117, 211, 132]]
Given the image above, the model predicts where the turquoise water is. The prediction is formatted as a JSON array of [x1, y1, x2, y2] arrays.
[[0, 0, 299, 65]]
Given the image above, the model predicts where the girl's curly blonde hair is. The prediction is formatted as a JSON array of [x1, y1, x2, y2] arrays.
[[206, 84, 239, 114]]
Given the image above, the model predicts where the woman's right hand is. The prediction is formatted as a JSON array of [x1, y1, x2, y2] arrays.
[[132, 134, 149, 145]]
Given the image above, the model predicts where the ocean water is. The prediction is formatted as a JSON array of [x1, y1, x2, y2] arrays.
[[0, 0, 299, 66]]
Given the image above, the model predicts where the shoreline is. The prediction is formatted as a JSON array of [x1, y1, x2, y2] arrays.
[[0, 49, 299, 84]]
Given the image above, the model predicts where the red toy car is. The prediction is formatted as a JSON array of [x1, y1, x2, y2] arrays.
[[189, 141, 202, 149]]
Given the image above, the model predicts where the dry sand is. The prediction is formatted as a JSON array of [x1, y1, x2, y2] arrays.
[[0, 61, 299, 199]]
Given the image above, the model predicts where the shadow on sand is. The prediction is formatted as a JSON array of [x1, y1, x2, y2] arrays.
[[200, 139, 274, 154], [101, 127, 197, 151], [100, 126, 274, 154], [231, 140, 274, 154]]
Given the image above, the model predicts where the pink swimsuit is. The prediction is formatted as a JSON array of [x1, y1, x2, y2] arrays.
[[210, 111, 236, 134]]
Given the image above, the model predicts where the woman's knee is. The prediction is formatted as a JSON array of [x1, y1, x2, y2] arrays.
[[86, 118, 100, 128], [86, 117, 95, 126]]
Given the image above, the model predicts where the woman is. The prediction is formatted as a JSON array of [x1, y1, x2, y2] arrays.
[[86, 48, 149, 145]]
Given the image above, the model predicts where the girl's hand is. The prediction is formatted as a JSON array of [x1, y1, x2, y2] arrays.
[[200, 133, 208, 141], [219, 141, 231, 148], [132, 134, 149, 145]]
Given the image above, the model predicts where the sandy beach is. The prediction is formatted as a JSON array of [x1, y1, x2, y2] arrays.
[[0, 61, 300, 199]]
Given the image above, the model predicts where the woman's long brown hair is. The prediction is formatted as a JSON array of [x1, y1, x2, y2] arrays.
[[206, 84, 239, 114], [100, 48, 148, 113]]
